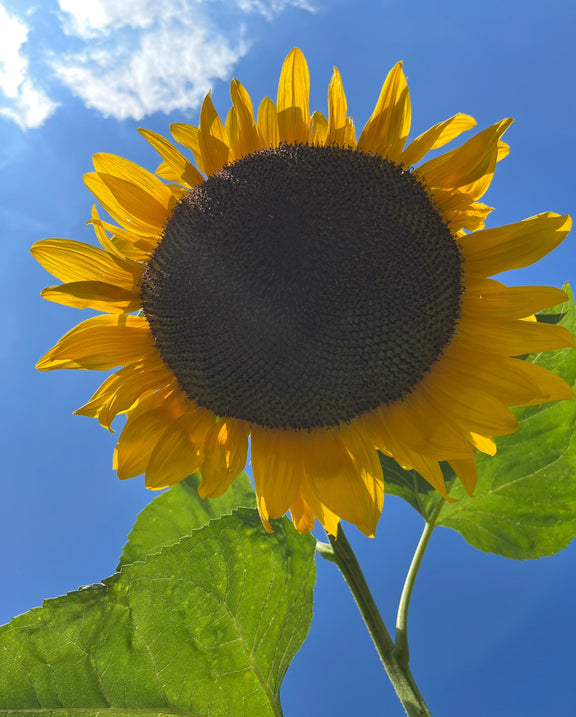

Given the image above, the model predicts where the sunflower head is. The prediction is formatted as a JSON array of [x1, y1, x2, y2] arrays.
[[32, 48, 574, 538]]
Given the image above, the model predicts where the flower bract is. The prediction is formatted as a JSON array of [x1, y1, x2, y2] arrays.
[[33, 49, 574, 536]]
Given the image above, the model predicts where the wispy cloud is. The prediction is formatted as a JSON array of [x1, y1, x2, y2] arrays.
[[0, 0, 314, 130], [0, 4, 59, 130]]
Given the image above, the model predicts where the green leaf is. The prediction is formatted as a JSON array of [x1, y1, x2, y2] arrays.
[[0, 510, 316, 717], [385, 284, 576, 559], [119, 471, 256, 569]]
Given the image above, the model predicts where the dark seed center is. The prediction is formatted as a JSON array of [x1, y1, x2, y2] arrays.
[[141, 143, 463, 430]]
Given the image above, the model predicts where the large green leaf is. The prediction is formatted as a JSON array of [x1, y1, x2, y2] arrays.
[[384, 285, 576, 559], [119, 472, 256, 568], [0, 510, 315, 717]]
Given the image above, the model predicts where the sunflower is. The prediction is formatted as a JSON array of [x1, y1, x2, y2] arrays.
[[32, 49, 574, 537]]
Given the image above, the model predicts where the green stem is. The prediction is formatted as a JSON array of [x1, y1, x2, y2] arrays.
[[393, 517, 437, 664], [325, 526, 433, 717], [394, 493, 449, 664]]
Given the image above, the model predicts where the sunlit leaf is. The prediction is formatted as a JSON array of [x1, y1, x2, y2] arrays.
[[0, 510, 315, 716], [119, 471, 256, 568]]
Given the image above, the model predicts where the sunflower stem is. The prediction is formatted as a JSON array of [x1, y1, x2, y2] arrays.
[[393, 516, 437, 665], [328, 525, 433, 717], [394, 490, 450, 665]]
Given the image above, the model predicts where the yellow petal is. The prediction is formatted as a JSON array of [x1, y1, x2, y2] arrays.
[[422, 376, 519, 437], [289, 491, 317, 534], [277, 48, 310, 143], [75, 356, 174, 430], [92, 153, 176, 230], [401, 113, 477, 167], [40, 281, 140, 313], [439, 345, 574, 408], [37, 315, 153, 371], [300, 477, 341, 537], [364, 398, 476, 460], [463, 281, 569, 319], [31, 238, 141, 288], [458, 314, 575, 355], [170, 123, 205, 174], [418, 118, 513, 190], [343, 117, 357, 148], [198, 92, 230, 176], [358, 61, 411, 161], [230, 79, 261, 158], [138, 128, 204, 188], [310, 110, 328, 145], [448, 458, 478, 495], [145, 415, 204, 489], [327, 67, 348, 146], [114, 388, 186, 479], [225, 107, 239, 152], [257, 96, 279, 148], [303, 429, 381, 537], [434, 191, 493, 232], [88, 204, 155, 261], [251, 427, 304, 521], [460, 213, 572, 276], [198, 418, 250, 498]]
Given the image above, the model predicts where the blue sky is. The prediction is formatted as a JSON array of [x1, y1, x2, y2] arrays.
[[1, 0, 575, 715]]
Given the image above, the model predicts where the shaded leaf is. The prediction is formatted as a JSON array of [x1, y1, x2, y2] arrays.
[[119, 471, 255, 568], [0, 510, 315, 717], [385, 285, 576, 559]]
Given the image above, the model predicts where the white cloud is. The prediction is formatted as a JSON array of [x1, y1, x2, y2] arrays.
[[52, 20, 246, 121], [0, 4, 58, 130], [0, 0, 314, 129]]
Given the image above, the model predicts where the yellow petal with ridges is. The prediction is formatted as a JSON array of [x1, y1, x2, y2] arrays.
[[75, 357, 174, 430], [300, 477, 341, 537], [138, 128, 204, 188], [230, 79, 261, 158], [448, 458, 477, 495], [257, 96, 279, 148], [198, 418, 250, 499], [303, 430, 381, 537], [277, 48, 310, 143], [311, 111, 328, 144], [458, 316, 575, 355], [225, 107, 239, 153], [31, 238, 141, 288], [418, 118, 513, 190], [327, 67, 347, 146], [463, 281, 568, 319], [145, 416, 203, 489], [40, 282, 140, 314], [251, 427, 304, 521], [435, 190, 493, 232], [289, 492, 316, 534], [170, 123, 205, 174], [37, 315, 153, 371], [460, 213, 571, 276], [422, 378, 518, 437], [114, 388, 186, 479], [93, 153, 176, 225], [88, 204, 154, 260], [365, 398, 476, 460], [401, 113, 477, 167], [343, 117, 356, 148], [84, 172, 162, 238], [358, 61, 411, 161], [438, 346, 574, 408], [198, 92, 230, 176]]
